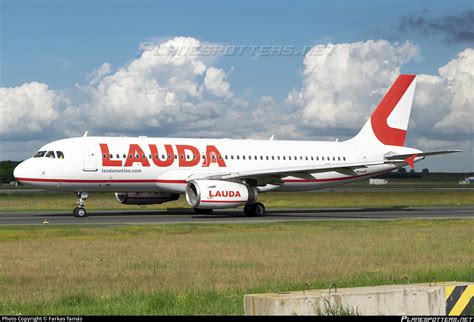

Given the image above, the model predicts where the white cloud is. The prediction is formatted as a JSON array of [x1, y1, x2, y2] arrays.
[[86, 63, 113, 86], [203, 67, 233, 98], [287, 40, 419, 129], [409, 49, 473, 139], [0, 82, 74, 139], [81, 37, 238, 134]]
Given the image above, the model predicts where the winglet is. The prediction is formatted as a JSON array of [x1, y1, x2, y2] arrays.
[[404, 154, 417, 169]]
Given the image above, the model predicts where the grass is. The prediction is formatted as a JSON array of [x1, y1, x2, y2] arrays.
[[0, 220, 472, 315], [0, 190, 473, 212]]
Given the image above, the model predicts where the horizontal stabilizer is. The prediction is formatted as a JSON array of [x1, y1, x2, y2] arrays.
[[384, 150, 462, 160]]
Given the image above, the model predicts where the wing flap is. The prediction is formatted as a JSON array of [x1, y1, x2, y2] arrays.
[[219, 161, 383, 181]]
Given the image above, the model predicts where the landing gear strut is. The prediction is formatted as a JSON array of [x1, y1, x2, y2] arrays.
[[244, 202, 266, 217], [73, 192, 88, 217]]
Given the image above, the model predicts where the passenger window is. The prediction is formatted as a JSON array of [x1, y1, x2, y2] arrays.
[[236, 155, 240, 160], [343, 157, 346, 161], [283, 156, 286, 160], [288, 156, 291, 160], [243, 156, 246, 160], [260, 156, 263, 160], [231, 155, 234, 160], [56, 151, 65, 159], [110, 154, 113, 159], [266, 156, 269, 160]]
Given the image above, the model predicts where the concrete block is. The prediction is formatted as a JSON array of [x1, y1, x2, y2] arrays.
[[244, 282, 472, 315]]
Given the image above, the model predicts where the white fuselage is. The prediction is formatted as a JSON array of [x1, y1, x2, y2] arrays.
[[14, 136, 420, 193]]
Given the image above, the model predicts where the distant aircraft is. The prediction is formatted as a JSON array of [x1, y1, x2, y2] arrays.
[[14, 75, 460, 217]]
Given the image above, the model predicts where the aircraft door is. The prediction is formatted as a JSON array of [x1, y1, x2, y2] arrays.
[[82, 142, 98, 172]]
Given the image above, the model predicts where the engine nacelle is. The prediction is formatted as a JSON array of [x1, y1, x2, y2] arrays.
[[115, 192, 179, 205], [185, 180, 257, 209]]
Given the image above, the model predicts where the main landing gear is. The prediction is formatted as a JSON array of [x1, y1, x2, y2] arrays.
[[193, 208, 213, 215], [73, 192, 88, 217], [244, 202, 266, 217]]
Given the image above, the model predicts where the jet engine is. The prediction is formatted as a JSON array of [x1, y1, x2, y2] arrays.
[[185, 180, 257, 209], [115, 192, 179, 205]]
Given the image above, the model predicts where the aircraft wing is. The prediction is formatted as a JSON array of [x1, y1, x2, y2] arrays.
[[189, 161, 385, 185], [190, 150, 462, 184]]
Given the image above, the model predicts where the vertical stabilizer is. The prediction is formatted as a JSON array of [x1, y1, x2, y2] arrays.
[[349, 74, 416, 147]]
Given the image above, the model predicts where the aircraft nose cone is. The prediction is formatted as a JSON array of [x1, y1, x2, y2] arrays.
[[13, 161, 27, 182]]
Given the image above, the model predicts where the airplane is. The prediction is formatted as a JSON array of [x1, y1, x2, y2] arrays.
[[13, 74, 461, 217]]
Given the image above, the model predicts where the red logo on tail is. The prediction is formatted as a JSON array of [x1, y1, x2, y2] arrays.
[[371, 75, 415, 146]]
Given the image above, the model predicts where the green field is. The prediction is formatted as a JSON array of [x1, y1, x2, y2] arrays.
[[0, 220, 472, 315], [1, 190, 473, 212]]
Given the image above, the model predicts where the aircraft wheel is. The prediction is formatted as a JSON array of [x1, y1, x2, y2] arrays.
[[252, 203, 266, 217], [244, 204, 252, 216], [194, 208, 213, 215], [245, 203, 266, 217], [73, 207, 87, 217]]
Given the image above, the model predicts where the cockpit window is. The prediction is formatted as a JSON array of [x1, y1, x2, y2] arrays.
[[33, 151, 47, 158], [56, 151, 64, 159], [45, 151, 55, 158]]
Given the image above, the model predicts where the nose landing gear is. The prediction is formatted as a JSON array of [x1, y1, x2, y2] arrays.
[[73, 192, 88, 217]]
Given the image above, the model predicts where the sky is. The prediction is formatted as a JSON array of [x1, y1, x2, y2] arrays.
[[0, 0, 473, 171]]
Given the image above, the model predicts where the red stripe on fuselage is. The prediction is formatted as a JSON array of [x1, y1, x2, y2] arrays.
[[15, 178, 187, 184]]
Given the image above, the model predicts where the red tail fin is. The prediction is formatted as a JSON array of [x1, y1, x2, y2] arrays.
[[350, 74, 417, 147]]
